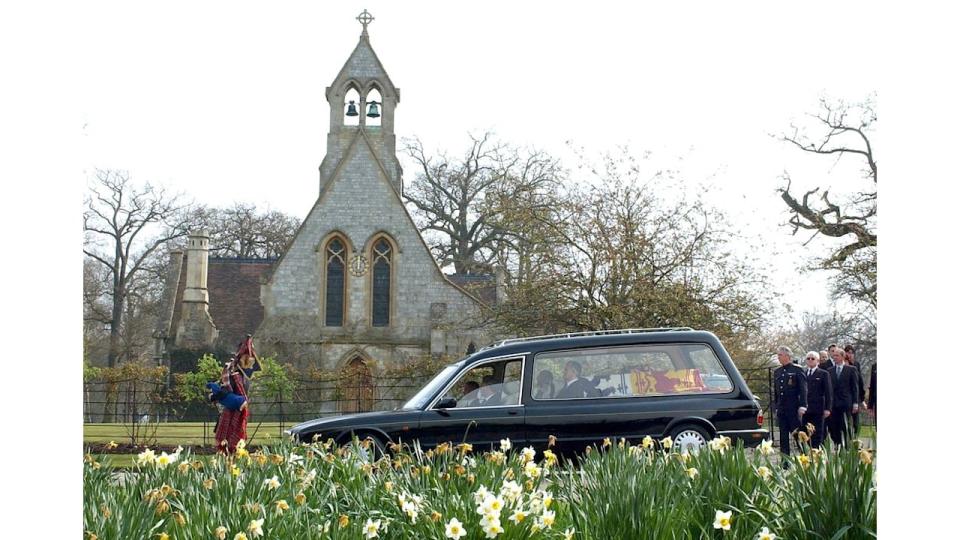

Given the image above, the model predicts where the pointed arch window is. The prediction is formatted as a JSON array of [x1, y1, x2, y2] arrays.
[[371, 238, 392, 326], [325, 238, 347, 326]]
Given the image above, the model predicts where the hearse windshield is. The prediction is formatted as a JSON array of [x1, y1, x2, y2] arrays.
[[401, 363, 462, 410]]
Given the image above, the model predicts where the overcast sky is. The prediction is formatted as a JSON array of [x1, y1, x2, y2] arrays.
[[75, 1, 881, 324]]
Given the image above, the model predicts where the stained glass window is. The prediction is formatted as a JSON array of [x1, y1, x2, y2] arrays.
[[372, 238, 391, 326], [325, 238, 346, 326]]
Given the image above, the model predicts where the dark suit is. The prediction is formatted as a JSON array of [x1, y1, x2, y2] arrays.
[[801, 367, 833, 448], [827, 363, 859, 446], [867, 364, 877, 412], [818, 359, 835, 371], [849, 360, 866, 434], [556, 378, 591, 399], [773, 363, 807, 455]]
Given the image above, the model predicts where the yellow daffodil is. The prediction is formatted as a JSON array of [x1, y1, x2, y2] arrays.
[[177, 462, 191, 474], [231, 466, 241, 477], [294, 492, 306, 505], [204, 478, 216, 490], [796, 430, 810, 444], [173, 512, 186, 526], [797, 454, 811, 469], [456, 442, 473, 454], [686, 467, 699, 479], [85, 532, 97, 540], [431, 511, 442, 522], [602, 437, 612, 448], [642, 435, 654, 449], [445, 517, 466, 539], [338, 514, 350, 528], [158, 533, 170, 540], [713, 510, 732, 531], [233, 533, 248, 540], [155, 499, 171, 516], [859, 448, 873, 465], [363, 518, 381, 539], [100, 504, 111, 519], [275, 500, 289, 515], [247, 518, 264, 538], [524, 461, 542, 479], [757, 526, 777, 540], [106, 440, 118, 450], [543, 449, 558, 467], [756, 465, 772, 480], [214, 525, 228, 540], [468, 473, 476, 484], [660, 436, 673, 450]]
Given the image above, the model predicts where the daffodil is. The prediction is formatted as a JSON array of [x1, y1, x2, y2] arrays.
[[509, 509, 528, 524], [233, 533, 248, 540], [431, 511, 443, 522], [445, 517, 466, 539], [482, 518, 504, 538], [173, 512, 186, 526], [524, 461, 542, 479], [247, 518, 264, 538], [660, 436, 673, 449], [756, 465, 772, 480], [204, 478, 216, 490], [275, 500, 289, 515], [859, 448, 873, 465], [686, 467, 699, 479], [106, 440, 118, 450], [797, 454, 811, 469], [757, 526, 777, 540], [521, 446, 536, 463], [264, 475, 281, 490], [713, 510, 732, 531], [158, 533, 170, 540], [363, 518, 381, 539], [294, 492, 306, 505], [231, 466, 241, 477], [338, 515, 349, 528], [642, 435, 654, 449], [541, 509, 556, 528], [564, 528, 576, 540], [137, 448, 156, 466], [214, 525, 227, 540], [543, 449, 558, 467], [500, 438, 512, 451]]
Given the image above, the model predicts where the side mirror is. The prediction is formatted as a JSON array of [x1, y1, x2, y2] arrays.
[[435, 396, 457, 409]]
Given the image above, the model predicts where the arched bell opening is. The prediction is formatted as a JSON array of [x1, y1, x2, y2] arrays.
[[364, 88, 382, 127], [343, 87, 361, 126]]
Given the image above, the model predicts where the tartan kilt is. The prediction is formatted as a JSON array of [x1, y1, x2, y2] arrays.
[[215, 407, 249, 453]]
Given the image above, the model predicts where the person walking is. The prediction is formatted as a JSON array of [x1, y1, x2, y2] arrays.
[[827, 347, 859, 447], [801, 351, 833, 448], [844, 345, 866, 435], [773, 346, 807, 460]]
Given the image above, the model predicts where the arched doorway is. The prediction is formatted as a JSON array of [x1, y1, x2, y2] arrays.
[[338, 356, 375, 413]]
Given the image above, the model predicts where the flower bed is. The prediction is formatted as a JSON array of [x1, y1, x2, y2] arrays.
[[83, 436, 876, 539]]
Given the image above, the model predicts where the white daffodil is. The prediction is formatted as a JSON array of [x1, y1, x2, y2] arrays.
[[500, 438, 512, 451], [474, 485, 491, 505], [713, 510, 732, 531], [247, 518, 264, 538], [500, 480, 523, 502], [757, 527, 777, 540], [564, 528, 576, 540], [508, 508, 528, 524], [523, 461, 542, 479], [759, 439, 775, 456], [136, 448, 156, 466], [521, 447, 536, 463], [445, 518, 466, 540], [264, 475, 281, 490], [482, 519, 504, 539], [541, 509, 556, 528], [363, 518, 381, 539]]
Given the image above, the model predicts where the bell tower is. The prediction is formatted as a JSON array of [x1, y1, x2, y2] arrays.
[[319, 9, 403, 194]]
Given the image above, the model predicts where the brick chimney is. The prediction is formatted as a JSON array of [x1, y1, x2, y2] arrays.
[[175, 230, 219, 348]]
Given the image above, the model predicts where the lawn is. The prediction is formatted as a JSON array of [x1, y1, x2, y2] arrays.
[[83, 421, 289, 447]]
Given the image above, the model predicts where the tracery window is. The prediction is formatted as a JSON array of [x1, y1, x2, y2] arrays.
[[325, 238, 347, 326], [371, 238, 392, 326]]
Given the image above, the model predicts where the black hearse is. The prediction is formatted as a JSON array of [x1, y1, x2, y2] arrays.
[[286, 328, 768, 454]]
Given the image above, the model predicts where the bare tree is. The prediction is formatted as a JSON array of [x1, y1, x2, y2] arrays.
[[403, 132, 564, 274], [205, 203, 300, 259], [83, 169, 199, 367], [778, 95, 877, 308]]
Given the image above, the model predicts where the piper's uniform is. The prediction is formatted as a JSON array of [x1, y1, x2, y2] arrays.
[[773, 363, 808, 455]]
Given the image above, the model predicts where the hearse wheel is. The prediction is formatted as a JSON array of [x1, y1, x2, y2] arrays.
[[670, 424, 710, 453]]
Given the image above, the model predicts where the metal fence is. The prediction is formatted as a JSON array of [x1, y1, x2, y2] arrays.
[[82, 366, 874, 448]]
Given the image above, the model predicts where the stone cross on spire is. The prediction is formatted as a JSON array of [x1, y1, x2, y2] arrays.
[[357, 9, 374, 37]]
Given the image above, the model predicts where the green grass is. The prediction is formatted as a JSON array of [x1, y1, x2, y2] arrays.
[[83, 422, 289, 446]]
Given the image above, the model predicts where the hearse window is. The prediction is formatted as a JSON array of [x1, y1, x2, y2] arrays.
[[443, 359, 522, 408], [533, 343, 732, 400]]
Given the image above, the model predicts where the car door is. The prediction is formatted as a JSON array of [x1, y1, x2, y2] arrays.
[[417, 357, 526, 450]]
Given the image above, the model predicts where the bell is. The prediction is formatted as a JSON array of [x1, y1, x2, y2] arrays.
[[345, 100, 359, 117], [366, 101, 381, 118]]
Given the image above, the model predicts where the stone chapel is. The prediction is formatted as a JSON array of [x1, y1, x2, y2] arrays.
[[155, 13, 498, 392]]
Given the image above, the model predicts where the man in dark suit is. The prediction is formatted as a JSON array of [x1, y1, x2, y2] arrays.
[[867, 363, 877, 415], [801, 351, 833, 448], [844, 345, 866, 435], [773, 346, 807, 458], [556, 361, 591, 399], [474, 375, 503, 407], [827, 347, 859, 446], [819, 343, 839, 371]]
